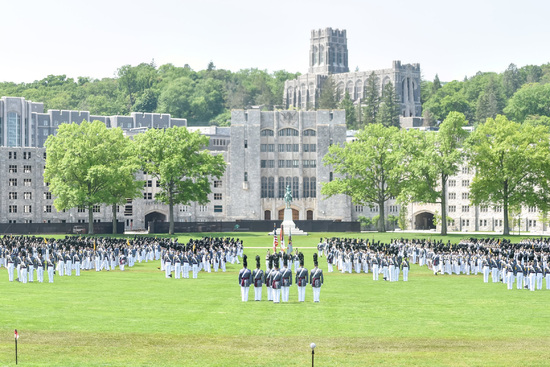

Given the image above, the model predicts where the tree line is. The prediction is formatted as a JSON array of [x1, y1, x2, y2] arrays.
[[0, 61, 299, 125], [322, 112, 550, 236]]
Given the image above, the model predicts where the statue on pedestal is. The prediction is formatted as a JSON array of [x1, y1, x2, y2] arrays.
[[284, 185, 293, 209]]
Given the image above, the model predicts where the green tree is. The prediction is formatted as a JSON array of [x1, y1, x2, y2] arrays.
[[401, 112, 468, 235], [502, 63, 522, 98], [134, 127, 226, 234], [44, 121, 135, 234], [362, 72, 379, 125], [376, 82, 400, 128], [339, 90, 357, 128], [504, 83, 550, 123], [318, 76, 339, 109], [432, 74, 442, 94], [322, 124, 406, 232], [475, 76, 505, 123], [465, 115, 550, 235]]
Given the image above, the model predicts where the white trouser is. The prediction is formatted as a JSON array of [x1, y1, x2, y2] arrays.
[[546, 274, 550, 290], [48, 266, 54, 282], [267, 287, 273, 301], [192, 264, 198, 278], [273, 288, 281, 303], [75, 262, 81, 276], [165, 262, 171, 278], [174, 263, 181, 279], [37, 267, 44, 282], [298, 286, 306, 302], [21, 268, 27, 283], [507, 273, 514, 289], [254, 286, 262, 301], [328, 263, 333, 272], [312, 287, 320, 302], [516, 273, 524, 289], [241, 286, 249, 301], [483, 267, 490, 283], [281, 286, 289, 302], [403, 267, 409, 281], [373, 265, 379, 280], [183, 263, 189, 278]]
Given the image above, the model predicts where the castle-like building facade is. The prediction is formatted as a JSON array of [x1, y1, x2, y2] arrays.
[[283, 28, 422, 119]]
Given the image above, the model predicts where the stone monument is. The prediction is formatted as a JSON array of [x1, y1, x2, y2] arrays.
[[272, 185, 307, 236]]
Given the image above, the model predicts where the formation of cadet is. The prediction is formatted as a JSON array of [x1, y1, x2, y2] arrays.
[[159, 237, 243, 279], [412, 237, 550, 291], [321, 237, 410, 282], [240, 251, 323, 303], [0, 235, 166, 283]]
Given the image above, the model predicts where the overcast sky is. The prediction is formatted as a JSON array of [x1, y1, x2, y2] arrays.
[[2, 0, 548, 84]]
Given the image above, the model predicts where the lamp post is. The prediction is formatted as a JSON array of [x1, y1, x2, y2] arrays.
[[310, 343, 316, 367]]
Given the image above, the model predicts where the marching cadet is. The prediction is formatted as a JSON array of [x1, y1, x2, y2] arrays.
[[317, 239, 324, 258], [119, 252, 127, 272], [515, 261, 524, 290], [295, 253, 308, 302], [182, 251, 190, 278], [173, 251, 181, 279], [271, 256, 282, 303], [47, 255, 55, 283], [535, 261, 543, 290], [401, 257, 410, 281], [280, 254, 293, 302], [20, 253, 28, 283], [310, 253, 323, 303], [238, 254, 252, 302], [27, 253, 35, 282], [164, 251, 172, 278], [293, 250, 300, 273], [73, 252, 81, 276], [544, 261, 550, 290], [327, 250, 334, 273], [482, 257, 490, 283], [36, 254, 45, 283], [252, 255, 264, 301], [372, 254, 379, 281], [265, 256, 274, 301], [191, 251, 199, 278], [506, 261, 514, 290], [527, 261, 536, 291], [7, 251, 15, 282]]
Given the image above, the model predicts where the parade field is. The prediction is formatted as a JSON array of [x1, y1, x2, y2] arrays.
[[1, 232, 550, 366]]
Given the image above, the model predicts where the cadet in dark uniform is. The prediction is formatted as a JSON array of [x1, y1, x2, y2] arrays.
[[265, 256, 274, 301], [310, 253, 324, 303], [238, 254, 252, 302], [280, 254, 292, 302], [252, 255, 264, 301], [271, 256, 282, 303], [295, 253, 308, 302]]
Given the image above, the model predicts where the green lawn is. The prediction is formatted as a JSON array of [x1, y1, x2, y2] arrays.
[[1, 232, 549, 366]]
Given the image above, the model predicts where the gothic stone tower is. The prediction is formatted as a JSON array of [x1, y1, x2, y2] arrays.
[[308, 28, 349, 75]]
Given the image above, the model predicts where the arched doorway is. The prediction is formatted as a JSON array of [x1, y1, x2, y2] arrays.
[[279, 209, 299, 221], [415, 212, 435, 230], [145, 211, 166, 224], [306, 210, 313, 220], [264, 210, 271, 220]]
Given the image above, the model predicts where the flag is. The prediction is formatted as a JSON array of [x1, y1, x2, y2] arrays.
[[93, 240, 96, 251], [14, 329, 18, 340], [44, 238, 48, 244], [288, 229, 292, 253], [280, 225, 286, 252], [127, 239, 130, 246], [272, 224, 278, 253]]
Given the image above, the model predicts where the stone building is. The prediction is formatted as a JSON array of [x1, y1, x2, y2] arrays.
[[283, 28, 422, 118]]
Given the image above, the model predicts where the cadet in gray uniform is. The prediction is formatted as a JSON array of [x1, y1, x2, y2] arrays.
[[238, 254, 252, 302], [310, 253, 324, 303], [271, 256, 282, 303], [252, 255, 264, 301], [295, 253, 308, 302], [280, 254, 293, 302]]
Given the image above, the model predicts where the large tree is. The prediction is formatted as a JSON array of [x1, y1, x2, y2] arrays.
[[376, 81, 400, 128], [362, 72, 380, 125], [504, 82, 550, 123], [401, 112, 469, 235], [318, 76, 339, 109], [339, 90, 357, 128], [321, 124, 406, 232], [134, 127, 226, 234], [44, 121, 137, 234], [465, 115, 550, 235]]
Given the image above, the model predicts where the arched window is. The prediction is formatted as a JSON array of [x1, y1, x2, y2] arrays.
[[261, 129, 274, 136], [261, 177, 267, 198], [303, 129, 316, 136], [268, 177, 275, 198], [292, 177, 300, 199], [278, 128, 299, 137]]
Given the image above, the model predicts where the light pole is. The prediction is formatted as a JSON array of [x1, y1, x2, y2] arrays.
[[310, 343, 316, 367]]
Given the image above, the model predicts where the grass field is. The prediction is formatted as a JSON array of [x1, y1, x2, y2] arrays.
[[1, 232, 550, 366]]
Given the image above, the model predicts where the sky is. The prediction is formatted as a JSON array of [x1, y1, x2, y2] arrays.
[[2, 0, 549, 84]]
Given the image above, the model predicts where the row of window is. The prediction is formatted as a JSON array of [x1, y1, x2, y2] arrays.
[[448, 192, 469, 200], [260, 177, 317, 199], [8, 178, 33, 186], [8, 152, 35, 160], [260, 129, 317, 137], [448, 180, 469, 187], [180, 205, 223, 213], [261, 159, 317, 168], [260, 144, 317, 153], [8, 165, 32, 173], [8, 192, 52, 200], [8, 205, 53, 214]]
